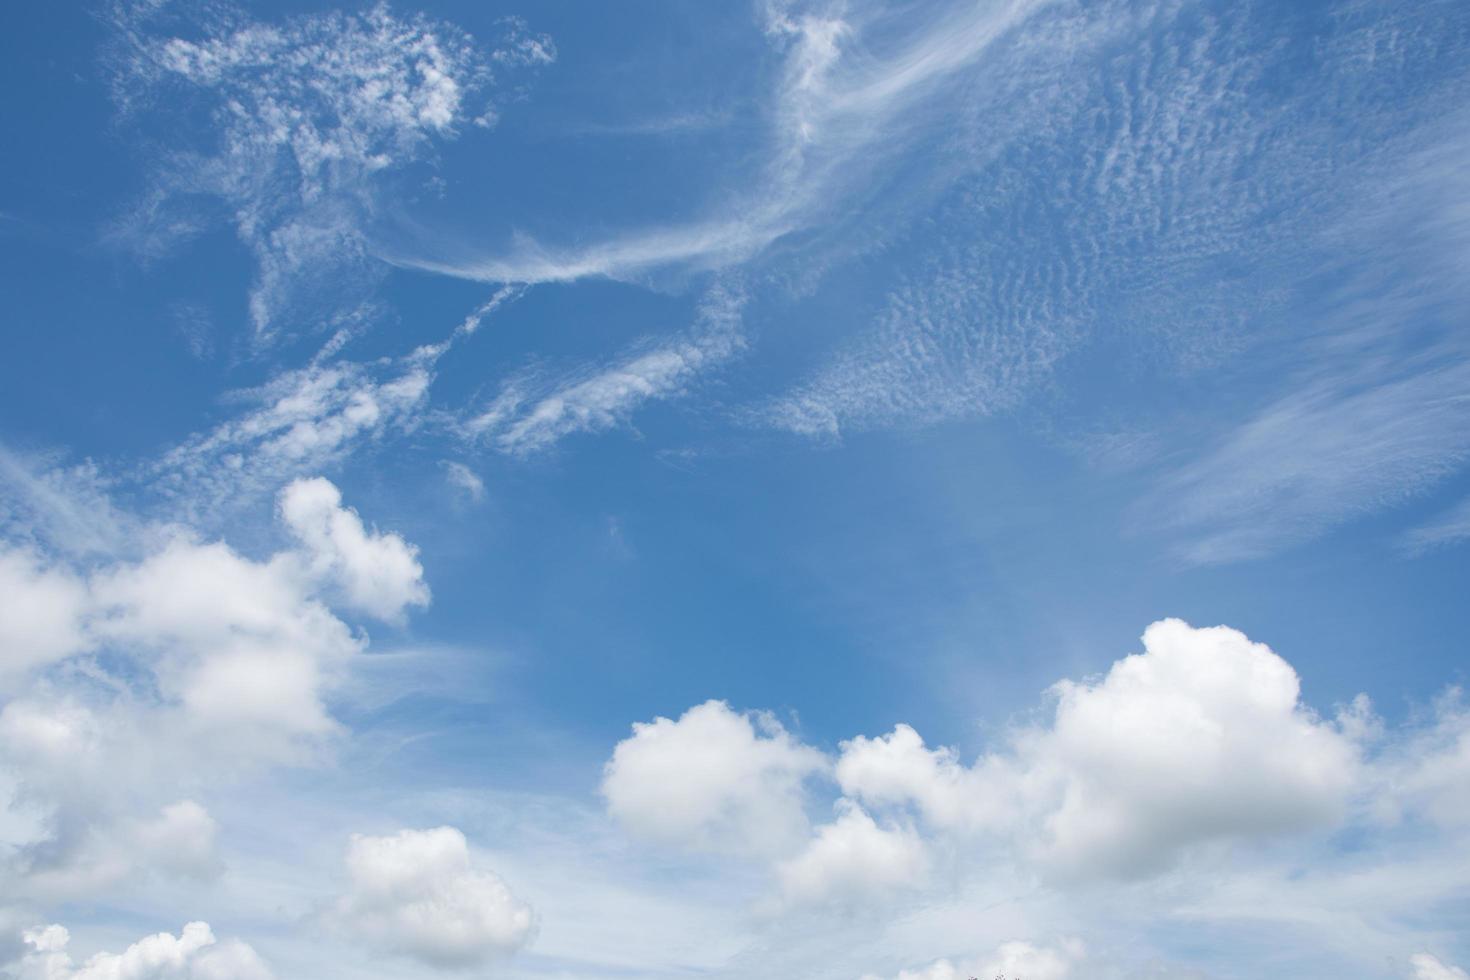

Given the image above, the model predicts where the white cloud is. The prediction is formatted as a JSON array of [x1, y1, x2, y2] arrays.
[[1149, 353, 1470, 564], [391, 0, 1043, 286], [15, 922, 272, 980], [153, 356, 433, 521], [1370, 689, 1470, 829], [614, 619, 1372, 905], [1413, 953, 1470, 980], [131, 801, 222, 881], [88, 534, 356, 745], [468, 283, 745, 454], [776, 800, 928, 906], [111, 3, 554, 340], [602, 699, 827, 857], [839, 619, 1362, 879], [0, 478, 426, 902], [864, 939, 1084, 980], [0, 549, 89, 690], [279, 477, 429, 622], [328, 827, 534, 969], [440, 461, 485, 503]]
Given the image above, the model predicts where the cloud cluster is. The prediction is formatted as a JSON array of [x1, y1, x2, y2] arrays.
[[14, 922, 272, 980], [111, 2, 553, 340], [328, 827, 534, 968], [604, 619, 1470, 918], [0, 478, 427, 902]]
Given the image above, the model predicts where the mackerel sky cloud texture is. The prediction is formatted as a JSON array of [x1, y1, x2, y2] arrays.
[[2, 0, 1469, 978]]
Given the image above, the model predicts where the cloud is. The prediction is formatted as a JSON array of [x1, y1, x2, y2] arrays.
[[14, 922, 272, 980], [0, 549, 89, 691], [391, 0, 1044, 286], [863, 940, 1085, 980], [839, 619, 1362, 879], [1370, 689, 1470, 830], [466, 282, 745, 454], [1148, 353, 1470, 564], [0, 477, 426, 902], [328, 827, 534, 969], [130, 800, 222, 881], [110, 2, 554, 341], [614, 620, 1377, 905], [152, 354, 432, 522], [441, 461, 486, 503], [1402, 495, 1470, 555], [602, 699, 827, 857], [279, 476, 429, 622], [775, 800, 928, 906], [1413, 954, 1470, 980]]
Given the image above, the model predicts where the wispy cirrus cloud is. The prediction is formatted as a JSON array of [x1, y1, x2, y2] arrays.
[[463, 282, 746, 454], [1149, 350, 1470, 565], [108, 1, 552, 343], [1402, 496, 1470, 555], [386, 0, 1048, 287], [146, 284, 525, 520]]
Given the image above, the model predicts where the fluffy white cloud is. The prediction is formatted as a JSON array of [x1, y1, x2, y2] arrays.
[[1413, 953, 1470, 980], [864, 940, 1085, 980], [0, 478, 425, 901], [1371, 689, 1470, 828], [776, 801, 928, 906], [329, 827, 534, 968], [0, 549, 88, 689], [279, 477, 429, 622], [615, 619, 1379, 908], [15, 922, 272, 980], [602, 699, 827, 857], [839, 619, 1363, 879]]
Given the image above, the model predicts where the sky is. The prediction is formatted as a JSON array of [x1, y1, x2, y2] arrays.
[[1, 0, 1469, 978]]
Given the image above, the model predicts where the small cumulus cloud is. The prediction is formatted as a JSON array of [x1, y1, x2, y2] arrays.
[[327, 826, 534, 969]]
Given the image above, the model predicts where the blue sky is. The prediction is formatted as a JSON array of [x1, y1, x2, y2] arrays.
[[2, 0, 1469, 978]]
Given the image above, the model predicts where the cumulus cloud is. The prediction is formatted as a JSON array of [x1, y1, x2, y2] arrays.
[[0, 478, 425, 901], [14, 921, 273, 980], [612, 620, 1384, 905], [0, 549, 88, 690], [328, 827, 534, 968], [602, 699, 827, 857], [840, 619, 1363, 879], [279, 477, 429, 622], [1413, 954, 1470, 980], [1370, 689, 1470, 829], [775, 800, 928, 906], [110, 2, 554, 340]]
